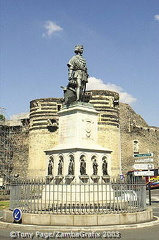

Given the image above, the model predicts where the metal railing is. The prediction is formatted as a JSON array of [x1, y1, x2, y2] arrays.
[[9, 178, 146, 214]]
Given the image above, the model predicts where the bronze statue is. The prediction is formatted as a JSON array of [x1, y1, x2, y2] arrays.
[[66, 45, 89, 102]]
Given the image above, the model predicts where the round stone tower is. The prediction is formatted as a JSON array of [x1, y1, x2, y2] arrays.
[[28, 98, 62, 178], [88, 90, 121, 177]]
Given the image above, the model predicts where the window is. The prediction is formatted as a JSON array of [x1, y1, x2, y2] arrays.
[[133, 140, 139, 153]]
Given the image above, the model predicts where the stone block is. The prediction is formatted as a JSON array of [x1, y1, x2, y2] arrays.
[[74, 215, 97, 226], [136, 210, 152, 223], [119, 212, 137, 224], [98, 214, 120, 225], [30, 214, 51, 225], [3, 209, 13, 223], [22, 212, 32, 224], [50, 215, 74, 226]]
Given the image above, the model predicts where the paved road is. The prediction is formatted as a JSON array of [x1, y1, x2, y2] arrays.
[[0, 225, 159, 240], [146, 188, 159, 217], [0, 189, 158, 240]]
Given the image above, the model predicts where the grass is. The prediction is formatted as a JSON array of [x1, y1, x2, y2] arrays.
[[0, 201, 10, 209]]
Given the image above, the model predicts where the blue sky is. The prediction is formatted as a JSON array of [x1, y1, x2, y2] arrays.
[[0, 0, 159, 126]]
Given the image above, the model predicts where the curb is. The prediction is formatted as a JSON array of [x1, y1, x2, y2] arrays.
[[0, 216, 159, 231]]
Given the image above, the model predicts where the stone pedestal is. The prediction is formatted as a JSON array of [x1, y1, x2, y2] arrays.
[[79, 175, 89, 183], [55, 175, 64, 184], [102, 175, 110, 183], [46, 175, 54, 184], [45, 102, 112, 183], [58, 102, 98, 147], [65, 175, 75, 184], [43, 102, 113, 203], [91, 175, 100, 183]]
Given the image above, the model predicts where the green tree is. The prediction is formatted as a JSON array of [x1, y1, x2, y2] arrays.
[[0, 114, 5, 121]]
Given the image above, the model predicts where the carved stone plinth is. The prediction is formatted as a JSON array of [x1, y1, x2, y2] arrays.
[[79, 175, 89, 183], [102, 175, 110, 183], [91, 175, 100, 183], [46, 175, 54, 184], [55, 175, 64, 184], [65, 175, 75, 184], [45, 102, 112, 184]]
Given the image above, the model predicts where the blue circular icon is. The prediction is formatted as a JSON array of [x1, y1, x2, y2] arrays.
[[13, 208, 22, 222], [120, 174, 124, 180]]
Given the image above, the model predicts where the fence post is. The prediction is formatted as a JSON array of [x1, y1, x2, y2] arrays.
[[140, 184, 146, 210], [9, 180, 21, 210]]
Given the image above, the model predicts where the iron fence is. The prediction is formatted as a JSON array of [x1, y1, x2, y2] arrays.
[[9, 178, 146, 214]]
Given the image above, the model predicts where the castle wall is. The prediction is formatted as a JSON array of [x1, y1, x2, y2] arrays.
[[11, 130, 29, 177], [120, 103, 159, 174], [0, 123, 29, 180]]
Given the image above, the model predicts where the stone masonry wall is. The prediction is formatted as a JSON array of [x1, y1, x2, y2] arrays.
[[11, 129, 29, 177], [120, 103, 159, 174]]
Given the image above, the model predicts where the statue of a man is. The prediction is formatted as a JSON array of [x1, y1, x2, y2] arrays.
[[68, 156, 74, 175], [80, 156, 86, 175], [58, 158, 63, 175], [67, 45, 88, 101], [92, 158, 98, 175], [48, 159, 53, 175], [102, 158, 108, 175]]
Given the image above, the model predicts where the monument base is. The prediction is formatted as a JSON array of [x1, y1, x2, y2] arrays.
[[41, 183, 114, 204], [102, 175, 110, 183], [91, 175, 100, 183], [3, 208, 153, 226], [46, 176, 54, 184], [45, 102, 112, 183]]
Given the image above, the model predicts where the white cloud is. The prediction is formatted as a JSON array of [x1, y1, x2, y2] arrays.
[[154, 15, 159, 21], [87, 77, 137, 104], [42, 20, 63, 38]]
